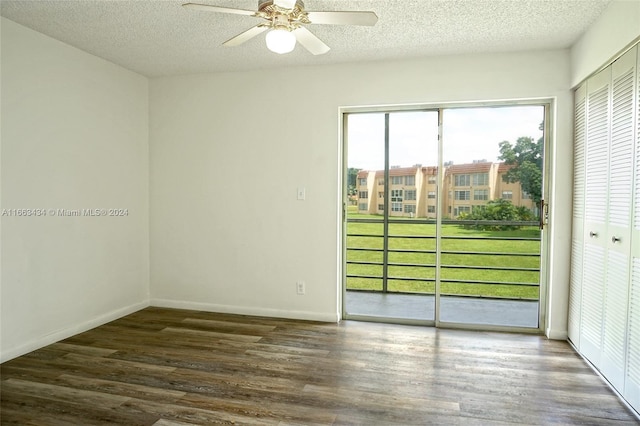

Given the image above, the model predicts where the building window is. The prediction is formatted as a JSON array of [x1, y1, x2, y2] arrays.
[[454, 174, 471, 186], [523, 191, 532, 199], [391, 202, 403, 212], [404, 204, 416, 214], [378, 179, 384, 186], [428, 176, 436, 184], [454, 206, 471, 216], [405, 190, 417, 201], [428, 205, 436, 213], [378, 192, 384, 198], [405, 176, 415, 186], [474, 189, 488, 200], [473, 205, 486, 213], [391, 189, 403, 202], [391, 176, 403, 185], [359, 203, 367, 210], [378, 204, 384, 211], [428, 191, 436, 199], [502, 191, 513, 200], [455, 190, 470, 200], [472, 173, 488, 186], [359, 178, 367, 186], [359, 191, 368, 199]]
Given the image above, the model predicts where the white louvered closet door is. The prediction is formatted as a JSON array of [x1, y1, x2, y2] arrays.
[[627, 260, 640, 412], [580, 66, 611, 368], [569, 84, 586, 347], [625, 45, 640, 414], [601, 47, 636, 391]]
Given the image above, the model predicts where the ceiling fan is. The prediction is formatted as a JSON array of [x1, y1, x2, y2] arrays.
[[182, 0, 378, 55]]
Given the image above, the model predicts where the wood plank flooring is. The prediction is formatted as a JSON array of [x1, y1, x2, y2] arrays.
[[1, 307, 638, 425]]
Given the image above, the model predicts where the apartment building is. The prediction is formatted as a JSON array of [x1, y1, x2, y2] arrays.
[[357, 161, 536, 218]]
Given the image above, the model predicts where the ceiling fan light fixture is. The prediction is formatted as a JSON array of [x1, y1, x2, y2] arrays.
[[265, 28, 296, 54]]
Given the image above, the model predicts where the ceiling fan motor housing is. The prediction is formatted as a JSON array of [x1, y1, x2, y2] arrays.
[[258, 0, 310, 29], [259, 0, 305, 14]]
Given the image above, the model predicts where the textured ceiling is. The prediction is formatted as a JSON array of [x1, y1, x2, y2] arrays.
[[1, 0, 612, 78]]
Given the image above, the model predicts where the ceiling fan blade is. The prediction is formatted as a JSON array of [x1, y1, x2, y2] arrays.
[[293, 27, 330, 55], [223, 25, 268, 47], [182, 3, 257, 16], [307, 11, 378, 26]]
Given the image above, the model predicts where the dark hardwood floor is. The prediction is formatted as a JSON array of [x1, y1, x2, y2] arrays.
[[1, 307, 638, 425]]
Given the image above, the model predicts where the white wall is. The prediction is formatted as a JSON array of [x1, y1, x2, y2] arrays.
[[149, 49, 574, 338], [0, 18, 150, 362], [570, 0, 640, 87]]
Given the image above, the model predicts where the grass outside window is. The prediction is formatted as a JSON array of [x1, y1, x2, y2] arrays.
[[346, 212, 540, 300]]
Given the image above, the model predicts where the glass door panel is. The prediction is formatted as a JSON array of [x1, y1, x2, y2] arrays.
[[439, 106, 545, 328], [344, 111, 439, 322], [345, 113, 385, 297]]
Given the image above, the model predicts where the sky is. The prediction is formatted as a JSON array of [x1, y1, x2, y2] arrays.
[[347, 106, 545, 171]]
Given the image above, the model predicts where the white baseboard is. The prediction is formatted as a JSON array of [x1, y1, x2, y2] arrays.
[[546, 327, 568, 340], [0, 300, 149, 363], [150, 298, 339, 323]]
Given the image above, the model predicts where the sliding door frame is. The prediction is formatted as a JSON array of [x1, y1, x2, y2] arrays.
[[339, 99, 554, 334]]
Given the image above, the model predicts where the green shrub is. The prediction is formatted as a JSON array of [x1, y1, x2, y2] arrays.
[[458, 199, 534, 230]]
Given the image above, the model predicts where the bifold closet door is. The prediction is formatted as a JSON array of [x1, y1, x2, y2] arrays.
[[580, 66, 611, 369], [568, 84, 586, 347], [600, 46, 636, 391], [572, 43, 640, 414], [625, 44, 640, 414]]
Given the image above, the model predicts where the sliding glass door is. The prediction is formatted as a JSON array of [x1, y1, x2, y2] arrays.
[[343, 103, 547, 331]]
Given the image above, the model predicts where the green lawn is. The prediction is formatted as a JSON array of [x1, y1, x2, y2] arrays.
[[346, 209, 541, 300]]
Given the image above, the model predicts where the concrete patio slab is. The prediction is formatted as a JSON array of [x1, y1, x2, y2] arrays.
[[345, 291, 539, 328]]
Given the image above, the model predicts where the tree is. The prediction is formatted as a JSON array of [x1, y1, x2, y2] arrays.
[[347, 168, 361, 196], [498, 122, 543, 207]]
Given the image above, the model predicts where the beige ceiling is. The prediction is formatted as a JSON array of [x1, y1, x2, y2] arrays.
[[1, 0, 612, 78]]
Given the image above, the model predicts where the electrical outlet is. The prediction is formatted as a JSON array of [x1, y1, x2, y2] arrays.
[[296, 281, 305, 295]]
